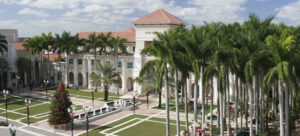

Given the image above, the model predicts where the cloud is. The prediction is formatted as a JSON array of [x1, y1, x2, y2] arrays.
[[276, 0, 300, 25], [0, 0, 249, 37], [0, 10, 4, 13], [18, 8, 49, 17], [180, 0, 247, 24]]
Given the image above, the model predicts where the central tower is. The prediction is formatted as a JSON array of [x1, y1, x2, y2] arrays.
[[132, 9, 188, 93]]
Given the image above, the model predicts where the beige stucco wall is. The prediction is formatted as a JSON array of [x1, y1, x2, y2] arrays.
[[0, 29, 18, 42]]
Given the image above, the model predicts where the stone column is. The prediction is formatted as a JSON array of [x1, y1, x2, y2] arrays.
[[74, 57, 78, 87], [82, 59, 87, 88], [31, 56, 35, 83], [121, 59, 127, 93], [54, 66, 58, 85], [88, 59, 92, 89]]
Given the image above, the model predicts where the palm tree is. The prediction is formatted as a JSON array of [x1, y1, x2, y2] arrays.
[[23, 36, 44, 82], [90, 62, 119, 101], [54, 31, 73, 88], [111, 36, 127, 95], [264, 27, 297, 136], [41, 32, 54, 81], [0, 57, 10, 89], [16, 57, 32, 86], [140, 31, 172, 136], [0, 34, 7, 55], [98, 32, 113, 61]]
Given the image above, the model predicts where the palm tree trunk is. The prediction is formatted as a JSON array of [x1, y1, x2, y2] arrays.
[[249, 83, 253, 136], [201, 67, 205, 134], [285, 82, 289, 136], [193, 76, 199, 136], [158, 88, 162, 108], [184, 83, 189, 135], [217, 93, 220, 128], [165, 70, 170, 136], [39, 51, 43, 82], [66, 53, 69, 88], [47, 49, 50, 81], [260, 73, 264, 133], [255, 74, 259, 134], [174, 69, 180, 136], [220, 91, 224, 136], [210, 78, 214, 136], [234, 76, 239, 135], [278, 80, 284, 136], [226, 71, 230, 136], [245, 85, 248, 130], [240, 82, 243, 131]]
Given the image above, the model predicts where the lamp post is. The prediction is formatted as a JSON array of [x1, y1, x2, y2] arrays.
[[44, 80, 49, 100], [146, 91, 149, 109], [3, 89, 9, 123], [133, 96, 136, 114], [68, 107, 76, 136], [24, 98, 31, 125], [16, 76, 20, 90], [84, 107, 91, 136], [8, 124, 16, 136], [92, 87, 95, 107]]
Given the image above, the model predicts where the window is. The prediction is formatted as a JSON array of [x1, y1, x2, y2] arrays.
[[106, 61, 110, 64], [118, 61, 122, 68], [127, 62, 133, 69], [133, 46, 136, 53], [123, 46, 127, 51], [78, 59, 82, 65], [69, 59, 73, 64], [92, 60, 94, 65], [98, 60, 101, 65]]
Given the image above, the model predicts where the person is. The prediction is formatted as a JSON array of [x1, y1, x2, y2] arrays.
[[30, 81, 34, 91]]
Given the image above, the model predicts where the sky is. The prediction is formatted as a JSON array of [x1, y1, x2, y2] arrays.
[[0, 0, 300, 37]]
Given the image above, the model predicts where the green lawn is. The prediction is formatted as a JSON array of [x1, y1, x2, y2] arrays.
[[20, 116, 48, 124], [15, 103, 50, 115], [0, 100, 43, 111], [48, 88, 121, 102], [0, 112, 25, 120], [79, 114, 148, 136], [152, 100, 217, 115], [80, 114, 191, 136]]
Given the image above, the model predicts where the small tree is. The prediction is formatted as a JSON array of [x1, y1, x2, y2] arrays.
[[49, 82, 72, 125], [90, 62, 119, 101]]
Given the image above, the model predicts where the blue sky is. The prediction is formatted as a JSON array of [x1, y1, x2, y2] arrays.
[[0, 0, 300, 37]]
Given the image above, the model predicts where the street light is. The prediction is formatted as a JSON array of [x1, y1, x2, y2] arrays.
[[133, 96, 136, 114], [68, 107, 76, 136], [84, 107, 91, 136], [91, 87, 95, 107], [146, 91, 150, 109], [16, 76, 20, 90], [24, 98, 31, 125], [8, 124, 16, 136], [3, 89, 9, 123], [44, 80, 49, 100]]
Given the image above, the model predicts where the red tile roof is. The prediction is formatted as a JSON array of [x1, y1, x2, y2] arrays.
[[132, 9, 188, 25], [79, 28, 136, 42], [10, 42, 27, 51], [43, 54, 65, 62]]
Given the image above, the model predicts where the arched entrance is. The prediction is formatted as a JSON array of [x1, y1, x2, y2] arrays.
[[118, 76, 122, 88], [69, 72, 74, 85], [57, 72, 62, 82], [127, 77, 133, 91], [78, 73, 83, 86]]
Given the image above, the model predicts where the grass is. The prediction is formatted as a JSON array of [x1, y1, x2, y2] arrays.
[[48, 88, 121, 102], [15, 103, 50, 115], [79, 114, 148, 136], [116, 120, 186, 136], [0, 100, 43, 110], [20, 116, 49, 124], [152, 100, 217, 115], [80, 114, 192, 136], [0, 112, 25, 119]]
